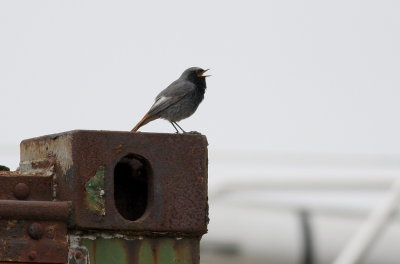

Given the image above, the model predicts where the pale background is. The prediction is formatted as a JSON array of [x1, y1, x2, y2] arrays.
[[1, 1, 400, 263]]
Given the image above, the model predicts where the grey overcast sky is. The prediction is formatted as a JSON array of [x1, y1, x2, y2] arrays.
[[1, 0, 400, 168]]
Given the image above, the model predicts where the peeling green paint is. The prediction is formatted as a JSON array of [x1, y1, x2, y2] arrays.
[[157, 240, 175, 262], [138, 240, 153, 263], [85, 165, 106, 216], [82, 238, 127, 264], [156, 240, 191, 264], [81, 237, 198, 264]]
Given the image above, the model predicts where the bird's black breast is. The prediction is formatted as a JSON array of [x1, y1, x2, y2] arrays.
[[193, 78, 207, 92]]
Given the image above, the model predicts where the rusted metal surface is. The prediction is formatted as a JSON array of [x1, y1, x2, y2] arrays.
[[0, 220, 68, 263], [0, 174, 53, 201], [0, 157, 68, 262], [20, 130, 209, 234], [0, 200, 71, 221], [68, 246, 89, 264]]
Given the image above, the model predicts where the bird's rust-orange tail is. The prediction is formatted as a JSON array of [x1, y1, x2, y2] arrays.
[[131, 113, 153, 132]]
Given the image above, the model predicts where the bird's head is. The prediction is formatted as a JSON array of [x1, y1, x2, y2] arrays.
[[181, 67, 210, 82]]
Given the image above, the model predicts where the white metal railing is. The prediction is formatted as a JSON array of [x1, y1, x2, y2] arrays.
[[209, 176, 400, 264], [333, 177, 400, 264]]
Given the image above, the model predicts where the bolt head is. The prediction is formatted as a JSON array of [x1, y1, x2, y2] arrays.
[[28, 251, 37, 260], [28, 223, 44, 240], [13, 183, 30, 200]]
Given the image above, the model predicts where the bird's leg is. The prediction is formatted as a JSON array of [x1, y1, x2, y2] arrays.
[[174, 122, 201, 134], [170, 122, 180, 134], [173, 122, 186, 133]]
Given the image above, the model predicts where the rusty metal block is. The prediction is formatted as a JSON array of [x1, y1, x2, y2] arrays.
[[20, 130, 209, 234], [0, 220, 68, 263]]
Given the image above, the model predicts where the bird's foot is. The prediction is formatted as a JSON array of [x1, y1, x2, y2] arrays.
[[184, 131, 202, 135], [0, 165, 10, 171]]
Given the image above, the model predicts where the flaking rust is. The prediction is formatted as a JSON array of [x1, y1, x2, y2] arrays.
[[0, 220, 68, 263], [85, 165, 106, 216], [68, 246, 89, 264], [20, 130, 208, 232]]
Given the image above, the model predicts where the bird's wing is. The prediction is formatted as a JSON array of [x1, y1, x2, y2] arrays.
[[146, 80, 195, 116]]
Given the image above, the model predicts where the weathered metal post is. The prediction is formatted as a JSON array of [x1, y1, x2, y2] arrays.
[[0, 130, 208, 264]]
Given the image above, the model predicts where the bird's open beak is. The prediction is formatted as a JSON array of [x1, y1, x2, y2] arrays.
[[198, 69, 211, 77]]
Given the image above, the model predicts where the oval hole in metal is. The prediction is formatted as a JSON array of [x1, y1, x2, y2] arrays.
[[114, 154, 151, 221]]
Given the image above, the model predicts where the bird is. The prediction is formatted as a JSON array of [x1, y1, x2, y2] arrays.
[[131, 67, 209, 133]]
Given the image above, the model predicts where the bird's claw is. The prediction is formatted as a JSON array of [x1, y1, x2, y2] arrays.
[[184, 131, 202, 135]]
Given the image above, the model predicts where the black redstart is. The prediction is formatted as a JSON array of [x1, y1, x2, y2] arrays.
[[131, 67, 209, 133]]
